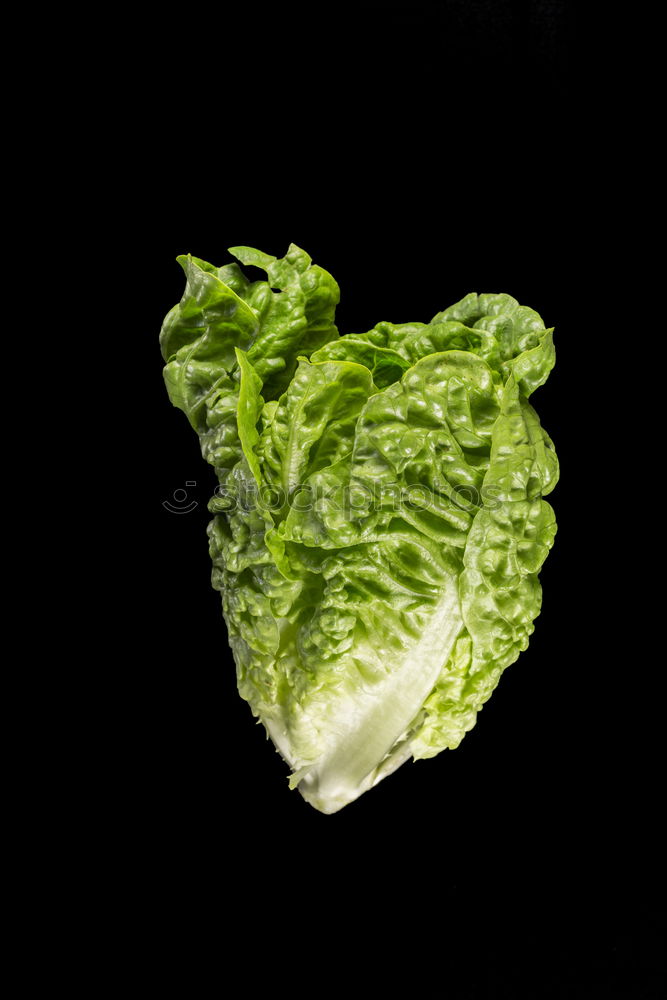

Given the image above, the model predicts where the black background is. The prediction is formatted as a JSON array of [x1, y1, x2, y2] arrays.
[[108, 2, 662, 993]]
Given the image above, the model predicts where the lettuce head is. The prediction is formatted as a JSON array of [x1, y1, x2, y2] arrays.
[[160, 244, 558, 813]]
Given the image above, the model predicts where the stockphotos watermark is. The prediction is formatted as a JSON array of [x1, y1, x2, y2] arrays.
[[162, 479, 503, 515], [162, 481, 199, 514]]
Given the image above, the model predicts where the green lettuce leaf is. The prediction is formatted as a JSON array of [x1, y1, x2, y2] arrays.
[[160, 245, 340, 478], [160, 245, 559, 813], [228, 244, 340, 399], [353, 292, 555, 397]]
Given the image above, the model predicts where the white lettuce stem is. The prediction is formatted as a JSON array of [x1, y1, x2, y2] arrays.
[[294, 586, 463, 814]]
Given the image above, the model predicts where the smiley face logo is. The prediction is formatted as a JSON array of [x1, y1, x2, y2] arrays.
[[162, 481, 199, 514]]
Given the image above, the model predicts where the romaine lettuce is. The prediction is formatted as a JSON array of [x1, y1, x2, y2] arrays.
[[160, 245, 558, 813]]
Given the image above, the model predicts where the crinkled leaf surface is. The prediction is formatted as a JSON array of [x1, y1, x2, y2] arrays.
[[161, 245, 558, 813]]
